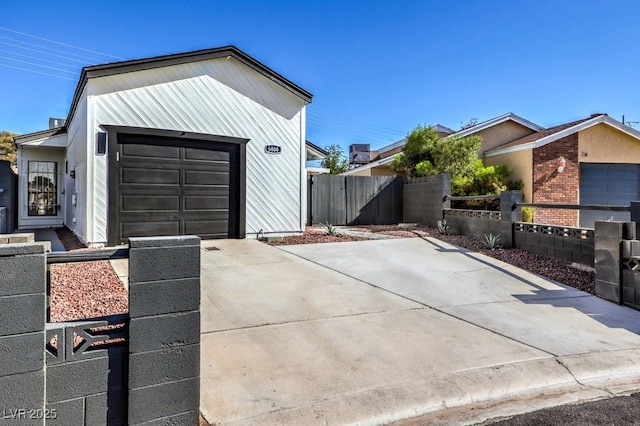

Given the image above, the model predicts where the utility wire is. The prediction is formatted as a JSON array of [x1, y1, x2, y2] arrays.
[[0, 26, 125, 60], [0, 35, 109, 63], [0, 55, 80, 74], [0, 63, 77, 81], [0, 48, 79, 69], [0, 40, 95, 64]]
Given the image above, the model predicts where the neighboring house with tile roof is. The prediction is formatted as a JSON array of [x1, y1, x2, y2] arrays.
[[342, 113, 542, 176], [485, 113, 640, 228]]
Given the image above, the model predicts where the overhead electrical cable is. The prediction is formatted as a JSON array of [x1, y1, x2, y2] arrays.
[[0, 55, 80, 74], [0, 63, 77, 80], [0, 26, 126, 60]]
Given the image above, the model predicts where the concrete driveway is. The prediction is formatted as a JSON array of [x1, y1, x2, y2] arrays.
[[199, 237, 640, 425]]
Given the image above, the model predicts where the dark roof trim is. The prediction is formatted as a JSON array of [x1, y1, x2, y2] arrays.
[[14, 126, 67, 144], [305, 140, 328, 156], [67, 45, 313, 124]]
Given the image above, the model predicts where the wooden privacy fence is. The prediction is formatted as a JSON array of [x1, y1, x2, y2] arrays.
[[308, 175, 403, 226]]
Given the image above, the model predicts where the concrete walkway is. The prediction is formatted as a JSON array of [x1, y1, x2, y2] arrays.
[[199, 238, 640, 425]]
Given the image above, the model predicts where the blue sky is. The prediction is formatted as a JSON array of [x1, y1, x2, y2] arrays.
[[2, 0, 639, 153]]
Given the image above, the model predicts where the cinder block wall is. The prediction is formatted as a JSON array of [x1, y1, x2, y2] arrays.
[[0, 236, 201, 425], [128, 236, 201, 425], [594, 221, 633, 303], [532, 134, 579, 226], [0, 244, 45, 426], [403, 174, 451, 227]]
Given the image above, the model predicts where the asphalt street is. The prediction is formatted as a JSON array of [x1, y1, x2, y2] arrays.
[[486, 393, 640, 425]]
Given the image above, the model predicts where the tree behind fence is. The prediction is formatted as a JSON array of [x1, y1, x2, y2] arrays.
[[309, 175, 403, 226]]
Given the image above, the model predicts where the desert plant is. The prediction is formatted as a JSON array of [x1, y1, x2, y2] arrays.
[[437, 219, 451, 235], [324, 222, 337, 236], [483, 233, 502, 250], [521, 207, 534, 223]]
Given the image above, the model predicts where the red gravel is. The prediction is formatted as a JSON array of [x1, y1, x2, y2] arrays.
[[264, 225, 595, 294], [49, 227, 128, 322]]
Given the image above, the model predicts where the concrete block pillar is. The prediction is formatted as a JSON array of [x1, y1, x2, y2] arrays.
[[403, 174, 451, 227], [127, 236, 201, 425], [594, 221, 634, 304], [0, 244, 46, 425], [500, 190, 522, 248]]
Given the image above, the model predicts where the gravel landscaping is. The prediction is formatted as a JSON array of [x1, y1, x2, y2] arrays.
[[265, 225, 595, 294], [49, 227, 128, 322]]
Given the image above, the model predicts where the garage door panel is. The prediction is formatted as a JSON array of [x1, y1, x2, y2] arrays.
[[185, 220, 230, 237], [608, 165, 639, 178], [184, 170, 230, 186], [609, 181, 638, 195], [121, 143, 180, 160], [184, 195, 229, 211], [582, 181, 607, 194], [121, 168, 180, 185], [121, 221, 181, 239], [184, 147, 231, 162], [121, 195, 180, 212]]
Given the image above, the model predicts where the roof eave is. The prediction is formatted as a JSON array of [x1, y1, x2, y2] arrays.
[[14, 127, 68, 145], [486, 115, 640, 156], [453, 113, 543, 139]]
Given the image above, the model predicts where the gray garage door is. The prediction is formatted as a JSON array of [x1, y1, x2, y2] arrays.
[[112, 133, 239, 244], [580, 163, 638, 228]]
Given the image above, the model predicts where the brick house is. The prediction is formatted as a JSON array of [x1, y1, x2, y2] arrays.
[[484, 114, 640, 228]]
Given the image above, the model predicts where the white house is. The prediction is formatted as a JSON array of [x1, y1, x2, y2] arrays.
[[14, 46, 313, 246]]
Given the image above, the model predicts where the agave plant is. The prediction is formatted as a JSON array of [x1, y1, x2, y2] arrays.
[[325, 222, 337, 236], [483, 233, 502, 250], [437, 219, 451, 235]]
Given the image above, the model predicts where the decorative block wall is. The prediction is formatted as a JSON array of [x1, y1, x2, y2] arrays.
[[0, 236, 201, 425]]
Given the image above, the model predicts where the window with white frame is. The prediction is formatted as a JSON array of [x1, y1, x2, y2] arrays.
[[27, 161, 57, 216]]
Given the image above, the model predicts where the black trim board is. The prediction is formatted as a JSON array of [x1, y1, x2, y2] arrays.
[[105, 125, 247, 246]]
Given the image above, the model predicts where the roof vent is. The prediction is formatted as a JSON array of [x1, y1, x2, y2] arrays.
[[591, 113, 607, 118], [49, 118, 66, 129]]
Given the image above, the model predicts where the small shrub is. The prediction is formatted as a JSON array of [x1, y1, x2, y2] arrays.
[[325, 222, 337, 236], [522, 207, 534, 223], [437, 219, 451, 235], [483, 233, 502, 250]]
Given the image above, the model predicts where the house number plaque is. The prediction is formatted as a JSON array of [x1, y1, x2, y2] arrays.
[[264, 145, 282, 154]]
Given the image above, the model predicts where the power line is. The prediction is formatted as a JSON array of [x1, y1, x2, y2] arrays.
[[0, 63, 77, 81], [306, 116, 398, 142], [0, 48, 79, 69], [0, 40, 94, 64], [0, 26, 125, 60], [0, 35, 107, 64], [310, 105, 406, 136], [308, 110, 403, 140], [0, 55, 80, 75]]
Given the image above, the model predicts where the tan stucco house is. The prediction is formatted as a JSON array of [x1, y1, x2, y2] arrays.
[[342, 113, 542, 176], [485, 113, 640, 228]]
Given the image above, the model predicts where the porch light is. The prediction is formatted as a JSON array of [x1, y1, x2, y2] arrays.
[[557, 156, 566, 173]]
